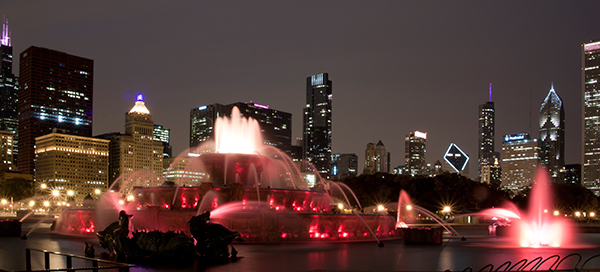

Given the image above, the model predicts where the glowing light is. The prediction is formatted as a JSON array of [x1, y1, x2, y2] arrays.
[[215, 107, 262, 154], [43, 201, 50, 207], [127, 195, 134, 201], [136, 94, 144, 101], [253, 103, 269, 109], [118, 200, 125, 205], [29, 200, 35, 207], [443, 206, 451, 213], [377, 205, 385, 212], [94, 189, 101, 195], [414, 130, 427, 139], [67, 190, 74, 196], [40, 183, 47, 189], [337, 203, 344, 210], [554, 210, 560, 216], [575, 211, 581, 217], [406, 205, 412, 211], [591, 212, 596, 217], [544, 209, 548, 213], [52, 190, 60, 197]]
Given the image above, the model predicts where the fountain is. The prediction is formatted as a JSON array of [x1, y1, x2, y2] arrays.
[[480, 167, 573, 247], [54, 107, 398, 243]]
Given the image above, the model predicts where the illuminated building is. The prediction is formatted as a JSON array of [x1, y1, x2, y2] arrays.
[[163, 157, 205, 185], [443, 143, 470, 177], [330, 153, 358, 180], [363, 141, 389, 174], [0, 130, 13, 171], [18, 46, 93, 174], [0, 18, 18, 166], [480, 157, 501, 186], [35, 133, 108, 202], [97, 95, 163, 187], [405, 131, 427, 176], [154, 124, 172, 158], [303, 73, 332, 177], [190, 102, 292, 154], [501, 133, 540, 192], [478, 83, 498, 181], [539, 84, 565, 182], [582, 40, 600, 192]]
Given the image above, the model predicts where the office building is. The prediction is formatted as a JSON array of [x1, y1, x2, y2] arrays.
[[478, 84, 498, 181], [97, 95, 163, 187], [330, 153, 358, 180], [154, 124, 172, 158], [190, 102, 292, 154], [303, 73, 332, 177], [0, 130, 13, 171], [363, 141, 389, 174], [539, 84, 565, 182], [18, 46, 93, 174], [443, 143, 470, 177], [405, 131, 427, 176], [163, 157, 206, 185], [0, 18, 18, 166], [583, 40, 600, 192], [501, 133, 540, 192], [35, 133, 108, 202]]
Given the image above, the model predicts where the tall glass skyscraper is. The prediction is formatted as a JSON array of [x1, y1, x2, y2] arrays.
[[0, 18, 18, 165], [303, 73, 332, 177], [539, 84, 564, 182], [405, 131, 427, 176], [478, 83, 496, 181], [582, 40, 600, 191], [18, 46, 93, 174]]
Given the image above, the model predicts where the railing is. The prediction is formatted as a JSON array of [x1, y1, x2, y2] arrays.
[[451, 253, 600, 272], [23, 248, 134, 272]]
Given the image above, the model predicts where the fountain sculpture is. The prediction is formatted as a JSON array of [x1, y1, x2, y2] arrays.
[[54, 107, 397, 243]]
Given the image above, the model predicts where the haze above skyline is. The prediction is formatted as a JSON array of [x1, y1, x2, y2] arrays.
[[4, 1, 600, 174]]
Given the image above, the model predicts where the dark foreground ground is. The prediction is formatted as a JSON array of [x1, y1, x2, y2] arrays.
[[3, 221, 600, 272]]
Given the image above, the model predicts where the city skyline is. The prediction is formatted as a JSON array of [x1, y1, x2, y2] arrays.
[[3, 2, 600, 173]]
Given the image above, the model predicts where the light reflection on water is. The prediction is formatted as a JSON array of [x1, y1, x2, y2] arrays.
[[4, 226, 600, 272]]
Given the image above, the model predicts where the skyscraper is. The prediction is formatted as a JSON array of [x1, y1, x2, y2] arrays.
[[18, 46, 93, 174], [539, 84, 565, 182], [35, 132, 108, 202], [189, 102, 292, 153], [303, 73, 332, 177], [405, 131, 427, 176], [443, 143, 470, 177], [154, 124, 172, 158], [363, 141, 389, 174], [501, 133, 540, 192], [0, 18, 18, 166], [478, 83, 496, 181], [97, 95, 163, 187], [582, 40, 600, 192]]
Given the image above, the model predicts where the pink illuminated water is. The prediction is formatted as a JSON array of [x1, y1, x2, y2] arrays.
[[481, 168, 573, 247], [215, 107, 262, 154]]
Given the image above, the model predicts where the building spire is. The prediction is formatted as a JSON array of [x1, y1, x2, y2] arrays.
[[489, 83, 492, 102], [1, 16, 10, 47]]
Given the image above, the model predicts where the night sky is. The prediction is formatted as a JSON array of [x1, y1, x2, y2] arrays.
[[4, 2, 600, 174]]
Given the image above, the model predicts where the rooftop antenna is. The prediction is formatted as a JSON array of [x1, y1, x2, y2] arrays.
[[489, 83, 492, 102]]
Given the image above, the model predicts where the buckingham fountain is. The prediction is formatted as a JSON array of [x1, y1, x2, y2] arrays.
[[53, 107, 397, 244]]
